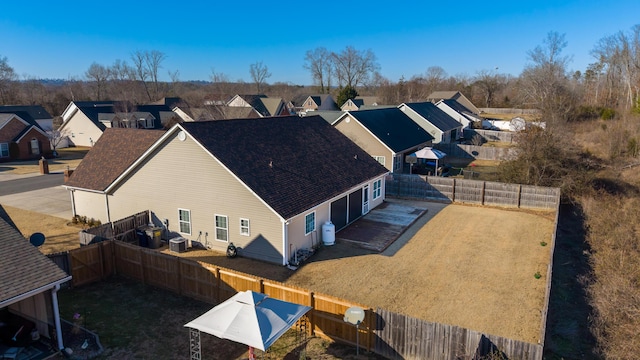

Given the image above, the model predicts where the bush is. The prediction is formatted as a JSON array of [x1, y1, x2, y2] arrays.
[[600, 107, 615, 120]]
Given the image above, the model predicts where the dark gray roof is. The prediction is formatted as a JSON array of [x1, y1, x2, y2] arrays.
[[308, 111, 345, 124], [72, 101, 176, 130], [403, 102, 462, 132], [347, 108, 434, 152], [0, 109, 45, 132], [235, 95, 271, 116], [442, 99, 473, 115], [0, 105, 52, 121], [0, 205, 71, 305], [181, 116, 387, 219]]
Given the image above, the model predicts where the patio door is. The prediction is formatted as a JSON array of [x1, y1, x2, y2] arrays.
[[362, 185, 369, 214]]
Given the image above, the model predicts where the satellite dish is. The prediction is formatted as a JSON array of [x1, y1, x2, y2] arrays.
[[343, 306, 365, 325], [177, 130, 186, 141], [29, 232, 46, 247]]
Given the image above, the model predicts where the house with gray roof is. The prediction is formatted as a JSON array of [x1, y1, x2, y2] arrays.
[[399, 102, 463, 143], [59, 101, 181, 147], [333, 108, 434, 173], [426, 91, 480, 115], [292, 94, 339, 113], [0, 111, 51, 162], [0, 105, 54, 131], [226, 94, 290, 117], [0, 205, 72, 353], [64, 116, 388, 265], [435, 99, 484, 129], [340, 96, 380, 111]]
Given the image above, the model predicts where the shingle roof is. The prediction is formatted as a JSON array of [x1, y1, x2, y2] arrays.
[[65, 128, 165, 191], [0, 205, 70, 305], [402, 102, 462, 132], [346, 108, 434, 152], [0, 105, 52, 121], [71, 101, 175, 130], [180, 116, 388, 219], [442, 99, 472, 114]]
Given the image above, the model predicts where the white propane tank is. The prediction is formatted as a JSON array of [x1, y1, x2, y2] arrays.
[[322, 221, 335, 246]]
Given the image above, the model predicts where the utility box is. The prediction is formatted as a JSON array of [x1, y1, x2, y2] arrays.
[[170, 237, 186, 253]]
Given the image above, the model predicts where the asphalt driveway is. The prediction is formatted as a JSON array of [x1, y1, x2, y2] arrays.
[[0, 172, 72, 219]]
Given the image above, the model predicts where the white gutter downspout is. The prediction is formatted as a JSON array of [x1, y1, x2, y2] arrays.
[[282, 220, 288, 266], [104, 193, 111, 223], [69, 190, 76, 217], [52, 284, 65, 351]]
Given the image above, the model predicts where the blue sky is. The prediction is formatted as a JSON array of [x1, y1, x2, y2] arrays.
[[1, 1, 639, 85]]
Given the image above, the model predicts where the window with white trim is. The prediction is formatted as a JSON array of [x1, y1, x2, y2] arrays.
[[0, 143, 8, 157], [178, 209, 191, 234], [240, 218, 250, 236], [215, 215, 228, 242], [305, 212, 315, 235], [373, 156, 385, 166], [393, 154, 402, 172], [30, 138, 40, 155], [373, 179, 382, 200]]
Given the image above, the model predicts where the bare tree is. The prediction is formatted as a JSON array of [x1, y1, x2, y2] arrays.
[[332, 46, 379, 88], [131, 50, 166, 101], [473, 69, 505, 107], [0, 55, 17, 104], [85, 62, 110, 100], [303, 47, 333, 93], [48, 127, 71, 156], [592, 25, 640, 110], [249, 61, 271, 93], [519, 31, 577, 125]]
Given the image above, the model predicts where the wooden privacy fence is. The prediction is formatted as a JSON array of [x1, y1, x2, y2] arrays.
[[67, 240, 545, 359], [375, 308, 543, 360], [386, 173, 560, 210], [462, 129, 515, 144], [435, 142, 513, 161], [79, 210, 149, 245]]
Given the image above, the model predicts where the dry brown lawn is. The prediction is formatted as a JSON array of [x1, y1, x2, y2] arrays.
[[2, 205, 86, 254], [171, 204, 555, 344]]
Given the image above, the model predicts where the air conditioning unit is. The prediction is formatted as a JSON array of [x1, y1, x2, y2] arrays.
[[169, 237, 187, 253]]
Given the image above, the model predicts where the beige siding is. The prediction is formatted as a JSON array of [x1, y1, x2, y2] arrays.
[[287, 176, 386, 250], [71, 190, 109, 222], [107, 131, 285, 264], [335, 114, 394, 171], [65, 113, 104, 147]]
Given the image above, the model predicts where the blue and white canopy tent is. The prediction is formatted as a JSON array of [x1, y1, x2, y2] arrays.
[[185, 290, 311, 359], [412, 147, 447, 176]]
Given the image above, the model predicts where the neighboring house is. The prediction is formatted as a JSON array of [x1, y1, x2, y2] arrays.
[[435, 99, 483, 129], [64, 116, 388, 265], [340, 96, 379, 111], [427, 91, 481, 115], [399, 102, 463, 144], [0, 205, 72, 352], [226, 94, 290, 117], [303, 110, 345, 125], [0, 105, 54, 131], [333, 108, 434, 173], [59, 101, 180, 147], [292, 94, 339, 113], [0, 112, 51, 162]]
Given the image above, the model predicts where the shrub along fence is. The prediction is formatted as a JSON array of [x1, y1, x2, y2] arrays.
[[386, 174, 560, 210], [64, 240, 546, 359]]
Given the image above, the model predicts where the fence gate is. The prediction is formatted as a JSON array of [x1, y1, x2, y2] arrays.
[[70, 245, 105, 287]]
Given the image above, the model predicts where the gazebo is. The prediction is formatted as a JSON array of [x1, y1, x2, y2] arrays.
[[184, 290, 311, 359], [412, 147, 447, 176]]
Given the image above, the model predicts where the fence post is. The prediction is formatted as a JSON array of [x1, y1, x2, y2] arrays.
[[309, 292, 315, 336], [517, 185, 522, 208], [177, 257, 183, 296], [215, 267, 221, 304], [481, 181, 486, 205], [452, 178, 456, 202]]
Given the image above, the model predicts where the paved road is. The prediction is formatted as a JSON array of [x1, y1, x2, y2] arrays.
[[0, 173, 64, 196], [0, 173, 72, 219]]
